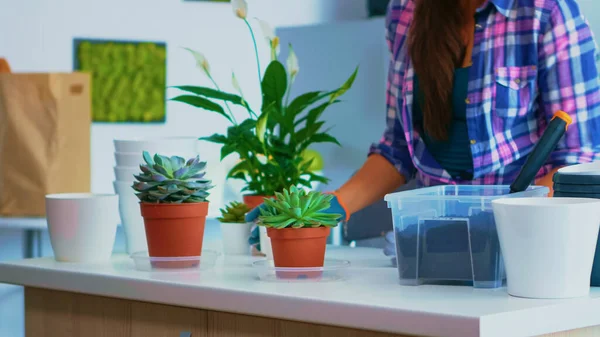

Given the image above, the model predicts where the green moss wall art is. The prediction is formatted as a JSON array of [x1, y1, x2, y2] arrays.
[[73, 38, 167, 123]]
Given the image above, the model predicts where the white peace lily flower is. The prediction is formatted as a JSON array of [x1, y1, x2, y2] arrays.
[[183, 47, 210, 76], [256, 18, 275, 41], [232, 72, 242, 94], [232, 0, 248, 19], [287, 44, 299, 79], [256, 18, 280, 59], [232, 72, 248, 107]]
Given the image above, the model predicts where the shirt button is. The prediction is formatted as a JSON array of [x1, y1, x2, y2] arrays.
[[465, 98, 471, 104], [470, 139, 477, 145], [475, 24, 483, 29], [514, 78, 521, 84]]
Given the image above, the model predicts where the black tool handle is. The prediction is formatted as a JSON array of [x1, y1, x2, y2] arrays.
[[509, 111, 572, 194]]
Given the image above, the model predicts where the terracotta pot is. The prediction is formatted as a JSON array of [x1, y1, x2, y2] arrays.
[[140, 202, 208, 268], [243, 194, 268, 209], [267, 227, 330, 267]]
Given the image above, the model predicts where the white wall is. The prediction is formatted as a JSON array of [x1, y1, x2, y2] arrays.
[[0, 0, 369, 216], [277, 18, 388, 191]]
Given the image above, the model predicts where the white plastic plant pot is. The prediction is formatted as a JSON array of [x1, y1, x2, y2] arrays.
[[113, 137, 201, 154], [220, 222, 253, 255], [259, 226, 273, 260], [492, 197, 600, 299], [113, 181, 148, 255], [45, 193, 119, 263], [114, 166, 140, 183]]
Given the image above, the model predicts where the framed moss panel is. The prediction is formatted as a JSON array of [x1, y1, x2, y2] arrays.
[[73, 38, 167, 123]]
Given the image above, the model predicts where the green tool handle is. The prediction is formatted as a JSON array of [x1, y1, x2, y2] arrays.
[[509, 111, 572, 194]]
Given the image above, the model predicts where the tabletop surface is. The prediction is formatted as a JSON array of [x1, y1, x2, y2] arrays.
[[1, 242, 600, 337]]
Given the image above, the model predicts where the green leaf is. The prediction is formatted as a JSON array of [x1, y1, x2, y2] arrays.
[[227, 160, 252, 179], [328, 66, 359, 103], [256, 105, 272, 144], [142, 151, 154, 166], [237, 119, 257, 132], [230, 172, 247, 181], [200, 133, 228, 144], [170, 95, 232, 123], [220, 144, 236, 160], [305, 133, 341, 147], [261, 61, 287, 111], [296, 121, 324, 144], [286, 91, 322, 118], [172, 86, 245, 106]]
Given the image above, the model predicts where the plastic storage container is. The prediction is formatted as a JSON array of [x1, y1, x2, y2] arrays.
[[384, 185, 549, 288]]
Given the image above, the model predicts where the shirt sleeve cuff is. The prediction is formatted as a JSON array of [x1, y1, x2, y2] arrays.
[[368, 142, 416, 181]]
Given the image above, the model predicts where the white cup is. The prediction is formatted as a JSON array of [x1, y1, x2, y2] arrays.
[[113, 181, 147, 254], [46, 193, 119, 263], [493, 197, 600, 299]]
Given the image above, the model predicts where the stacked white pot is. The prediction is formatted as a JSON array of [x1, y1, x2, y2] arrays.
[[113, 137, 201, 255]]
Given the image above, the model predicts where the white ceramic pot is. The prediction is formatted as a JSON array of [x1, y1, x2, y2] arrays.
[[115, 152, 145, 167], [114, 137, 200, 154], [492, 197, 600, 299], [45, 193, 119, 263], [113, 181, 148, 255], [259, 226, 273, 259], [114, 166, 140, 182], [115, 151, 198, 168], [220, 222, 252, 255]]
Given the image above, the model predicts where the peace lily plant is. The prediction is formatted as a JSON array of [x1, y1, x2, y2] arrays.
[[171, 0, 358, 198]]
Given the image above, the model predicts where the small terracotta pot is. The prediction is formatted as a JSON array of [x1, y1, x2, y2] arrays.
[[268, 227, 330, 267], [243, 195, 268, 209], [140, 202, 208, 268]]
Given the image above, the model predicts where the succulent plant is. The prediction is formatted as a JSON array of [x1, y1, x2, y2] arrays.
[[131, 151, 214, 203], [217, 201, 250, 223], [257, 186, 341, 229]]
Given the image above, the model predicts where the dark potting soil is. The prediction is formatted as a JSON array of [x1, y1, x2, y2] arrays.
[[394, 210, 503, 286]]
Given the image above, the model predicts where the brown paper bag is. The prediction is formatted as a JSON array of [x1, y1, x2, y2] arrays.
[[0, 73, 91, 216]]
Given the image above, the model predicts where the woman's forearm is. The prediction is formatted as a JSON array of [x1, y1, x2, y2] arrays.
[[335, 154, 407, 216]]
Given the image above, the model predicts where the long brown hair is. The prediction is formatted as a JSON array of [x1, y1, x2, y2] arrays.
[[409, 0, 471, 141]]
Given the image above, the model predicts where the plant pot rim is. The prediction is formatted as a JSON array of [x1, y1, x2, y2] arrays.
[[267, 226, 331, 240], [140, 201, 209, 219]]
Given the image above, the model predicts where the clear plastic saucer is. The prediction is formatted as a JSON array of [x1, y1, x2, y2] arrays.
[[252, 259, 350, 282], [130, 250, 220, 272]]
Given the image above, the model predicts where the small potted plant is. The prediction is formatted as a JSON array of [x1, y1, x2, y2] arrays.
[[132, 151, 214, 267], [217, 201, 252, 255], [171, 0, 358, 209], [257, 186, 341, 270]]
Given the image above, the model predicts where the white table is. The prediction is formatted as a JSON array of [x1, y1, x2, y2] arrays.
[[1, 245, 600, 337], [0, 217, 46, 258]]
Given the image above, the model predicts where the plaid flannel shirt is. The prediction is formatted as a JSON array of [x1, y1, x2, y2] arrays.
[[369, 0, 600, 186]]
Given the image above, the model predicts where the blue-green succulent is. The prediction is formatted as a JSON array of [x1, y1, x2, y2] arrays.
[[131, 151, 214, 203]]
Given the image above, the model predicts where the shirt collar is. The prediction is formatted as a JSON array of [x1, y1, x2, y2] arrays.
[[477, 0, 515, 17]]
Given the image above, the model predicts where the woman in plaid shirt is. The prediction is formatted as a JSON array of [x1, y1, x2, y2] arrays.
[[331, 0, 600, 219], [247, 0, 600, 248]]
